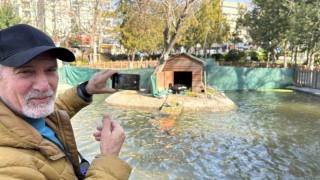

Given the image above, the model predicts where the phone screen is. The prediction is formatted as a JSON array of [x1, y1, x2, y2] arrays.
[[112, 74, 140, 90]]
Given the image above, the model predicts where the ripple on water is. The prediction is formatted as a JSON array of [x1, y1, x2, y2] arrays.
[[70, 91, 320, 179]]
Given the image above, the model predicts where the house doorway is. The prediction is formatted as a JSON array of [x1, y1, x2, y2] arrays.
[[174, 71, 192, 90]]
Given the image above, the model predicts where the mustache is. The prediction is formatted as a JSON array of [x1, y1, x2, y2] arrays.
[[25, 89, 55, 102]]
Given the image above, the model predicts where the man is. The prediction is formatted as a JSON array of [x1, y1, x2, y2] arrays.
[[0, 24, 131, 179]]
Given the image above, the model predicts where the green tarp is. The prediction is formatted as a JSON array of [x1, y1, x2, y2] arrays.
[[150, 75, 169, 98], [205, 66, 294, 91], [58, 65, 294, 92]]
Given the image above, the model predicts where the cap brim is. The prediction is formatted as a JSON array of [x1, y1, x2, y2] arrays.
[[0, 46, 75, 67]]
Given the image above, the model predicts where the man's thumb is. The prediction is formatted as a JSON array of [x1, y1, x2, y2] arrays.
[[102, 115, 112, 131]]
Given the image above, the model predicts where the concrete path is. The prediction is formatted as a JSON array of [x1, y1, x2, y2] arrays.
[[288, 86, 320, 97]]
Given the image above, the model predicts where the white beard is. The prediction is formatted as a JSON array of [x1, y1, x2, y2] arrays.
[[22, 89, 55, 118]]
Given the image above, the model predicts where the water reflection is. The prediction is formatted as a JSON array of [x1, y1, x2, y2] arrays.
[[71, 91, 320, 179]]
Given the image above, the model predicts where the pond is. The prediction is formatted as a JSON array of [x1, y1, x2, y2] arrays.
[[71, 91, 320, 179]]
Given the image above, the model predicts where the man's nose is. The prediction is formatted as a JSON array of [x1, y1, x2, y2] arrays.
[[33, 73, 50, 91]]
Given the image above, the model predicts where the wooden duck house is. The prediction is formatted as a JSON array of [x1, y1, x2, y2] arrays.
[[156, 53, 204, 93]]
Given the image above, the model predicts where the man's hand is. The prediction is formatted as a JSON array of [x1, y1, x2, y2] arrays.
[[86, 70, 118, 95], [93, 115, 125, 156]]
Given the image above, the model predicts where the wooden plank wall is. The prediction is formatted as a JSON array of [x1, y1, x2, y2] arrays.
[[156, 72, 165, 91], [156, 71, 174, 91], [192, 70, 203, 92], [76, 60, 158, 69], [162, 55, 203, 92], [295, 67, 320, 89]]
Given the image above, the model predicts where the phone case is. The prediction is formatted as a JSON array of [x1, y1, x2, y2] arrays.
[[112, 74, 140, 90]]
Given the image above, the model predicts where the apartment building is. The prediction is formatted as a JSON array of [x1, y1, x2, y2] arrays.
[[2, 0, 73, 44], [1, 0, 115, 52], [220, 0, 250, 50], [1, 0, 39, 27]]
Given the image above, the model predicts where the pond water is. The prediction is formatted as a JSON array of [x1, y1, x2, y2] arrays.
[[71, 91, 320, 179]]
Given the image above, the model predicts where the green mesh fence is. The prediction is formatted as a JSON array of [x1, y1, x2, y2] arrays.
[[58, 66, 154, 89], [205, 66, 294, 91], [58, 65, 294, 92], [62, 66, 100, 85]]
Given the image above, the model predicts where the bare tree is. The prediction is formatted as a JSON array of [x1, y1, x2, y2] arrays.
[[117, 0, 199, 67], [153, 0, 197, 74], [73, 0, 110, 63]]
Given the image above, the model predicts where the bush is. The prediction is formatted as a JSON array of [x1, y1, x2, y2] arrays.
[[259, 54, 267, 61], [211, 53, 223, 61], [101, 53, 128, 61], [147, 54, 161, 60], [246, 51, 260, 61], [224, 50, 246, 61], [100, 53, 161, 61], [314, 58, 320, 66], [70, 56, 89, 66]]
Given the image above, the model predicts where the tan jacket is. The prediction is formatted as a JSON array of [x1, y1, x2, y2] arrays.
[[0, 87, 131, 179]]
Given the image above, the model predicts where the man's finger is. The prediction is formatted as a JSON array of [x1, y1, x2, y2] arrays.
[[93, 131, 101, 137], [102, 115, 112, 132], [111, 120, 120, 129], [99, 70, 118, 80]]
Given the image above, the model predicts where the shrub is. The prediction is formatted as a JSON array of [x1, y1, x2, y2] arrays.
[[314, 58, 320, 66], [211, 53, 223, 61], [101, 53, 128, 61], [224, 50, 246, 61], [246, 51, 260, 61], [70, 57, 89, 66], [147, 54, 161, 60]]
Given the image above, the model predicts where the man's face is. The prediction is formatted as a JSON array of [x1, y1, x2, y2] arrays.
[[0, 53, 58, 118]]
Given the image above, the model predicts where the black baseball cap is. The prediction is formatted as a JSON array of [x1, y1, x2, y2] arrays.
[[0, 24, 75, 67]]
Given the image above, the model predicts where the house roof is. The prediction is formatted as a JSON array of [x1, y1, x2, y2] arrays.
[[166, 53, 205, 65]]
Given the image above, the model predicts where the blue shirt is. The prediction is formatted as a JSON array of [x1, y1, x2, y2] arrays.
[[24, 117, 64, 148]]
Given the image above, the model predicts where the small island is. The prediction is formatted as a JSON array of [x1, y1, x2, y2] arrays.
[[105, 90, 236, 113]]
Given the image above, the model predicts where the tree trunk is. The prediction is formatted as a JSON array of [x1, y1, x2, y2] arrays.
[[309, 51, 314, 68], [272, 53, 276, 64], [139, 55, 144, 67], [152, 0, 195, 76], [283, 42, 287, 68], [306, 49, 310, 66], [92, 0, 99, 63], [290, 47, 294, 64], [93, 36, 97, 63], [294, 46, 298, 66]]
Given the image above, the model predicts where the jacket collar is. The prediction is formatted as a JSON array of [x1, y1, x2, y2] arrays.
[[0, 101, 64, 160]]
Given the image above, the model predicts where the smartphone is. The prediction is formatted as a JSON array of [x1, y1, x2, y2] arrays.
[[112, 73, 140, 90]]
